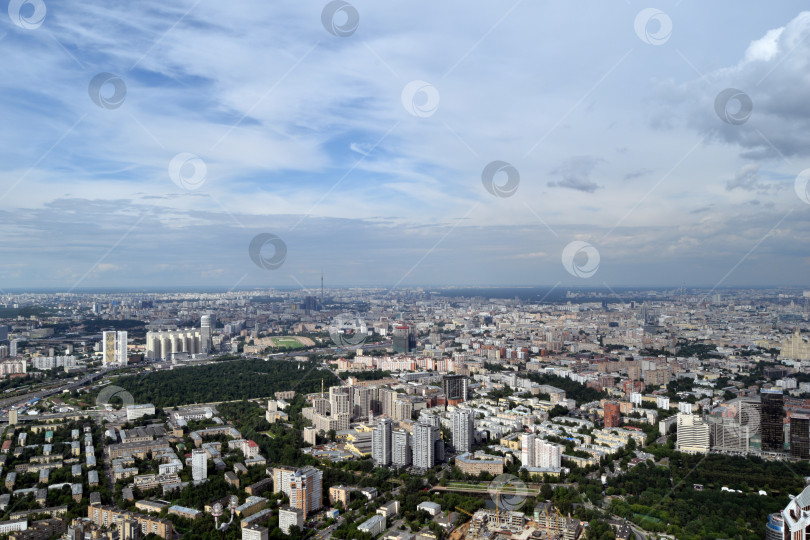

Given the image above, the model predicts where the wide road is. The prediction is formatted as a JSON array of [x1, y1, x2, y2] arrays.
[[0, 372, 104, 414], [0, 340, 392, 421], [431, 483, 542, 496]]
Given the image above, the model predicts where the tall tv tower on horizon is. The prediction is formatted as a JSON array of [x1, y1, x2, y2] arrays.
[[321, 270, 324, 307]]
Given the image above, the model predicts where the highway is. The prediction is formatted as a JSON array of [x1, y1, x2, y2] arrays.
[[0, 340, 392, 420], [0, 372, 105, 417]]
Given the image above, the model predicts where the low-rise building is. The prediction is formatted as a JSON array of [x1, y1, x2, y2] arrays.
[[126, 404, 156, 421], [242, 524, 269, 540], [87, 506, 173, 539], [169, 505, 202, 520], [358, 514, 387, 536], [417, 501, 442, 517], [235, 496, 267, 518], [455, 452, 504, 476], [377, 500, 399, 518], [135, 500, 168, 514]]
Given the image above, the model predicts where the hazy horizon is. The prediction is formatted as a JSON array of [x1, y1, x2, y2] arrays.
[[2, 284, 807, 296]]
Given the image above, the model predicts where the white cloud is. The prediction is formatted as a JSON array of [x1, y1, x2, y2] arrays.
[[743, 27, 784, 63], [0, 2, 807, 287]]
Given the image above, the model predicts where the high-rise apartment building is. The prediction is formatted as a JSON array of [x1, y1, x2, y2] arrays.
[[707, 416, 750, 453], [191, 449, 207, 481], [0, 360, 26, 376], [676, 413, 710, 454], [419, 413, 441, 429], [392, 325, 416, 353], [413, 422, 437, 470], [102, 331, 128, 366], [303, 427, 317, 446], [312, 397, 330, 416], [791, 414, 810, 459], [603, 401, 621, 428], [329, 387, 351, 417], [737, 397, 762, 436], [288, 467, 323, 515], [451, 409, 475, 453], [392, 430, 411, 467], [145, 329, 202, 360], [273, 466, 323, 515], [536, 440, 562, 469], [520, 433, 534, 467], [272, 466, 297, 494], [520, 435, 561, 469], [442, 375, 469, 402], [380, 388, 397, 417], [762, 390, 785, 453], [393, 399, 413, 422], [353, 386, 375, 420], [372, 419, 393, 466], [200, 314, 213, 354]]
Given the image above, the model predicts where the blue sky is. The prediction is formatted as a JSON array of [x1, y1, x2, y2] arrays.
[[2, 1, 810, 290]]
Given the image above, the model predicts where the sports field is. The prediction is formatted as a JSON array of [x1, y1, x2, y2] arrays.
[[268, 336, 315, 349]]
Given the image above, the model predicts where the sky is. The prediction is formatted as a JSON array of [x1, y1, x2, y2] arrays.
[[2, 1, 810, 291]]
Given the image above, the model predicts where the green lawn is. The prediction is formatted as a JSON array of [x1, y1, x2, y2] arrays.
[[269, 337, 306, 349]]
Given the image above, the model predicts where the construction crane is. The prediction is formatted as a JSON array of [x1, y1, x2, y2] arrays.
[[451, 508, 473, 540], [539, 503, 564, 537], [456, 506, 474, 517]]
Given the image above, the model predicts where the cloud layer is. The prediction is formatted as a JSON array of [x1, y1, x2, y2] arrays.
[[0, 1, 809, 289]]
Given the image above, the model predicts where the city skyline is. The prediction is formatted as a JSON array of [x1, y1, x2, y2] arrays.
[[2, 2, 810, 289], [0, 263, 807, 538]]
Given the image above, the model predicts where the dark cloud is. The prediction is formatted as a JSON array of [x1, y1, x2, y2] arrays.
[[547, 156, 604, 193], [671, 12, 810, 159], [725, 163, 782, 193], [623, 169, 652, 181]]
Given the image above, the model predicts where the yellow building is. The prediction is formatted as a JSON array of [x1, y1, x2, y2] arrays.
[[499, 435, 521, 451], [329, 486, 351, 507], [562, 454, 597, 468], [344, 431, 372, 457], [781, 330, 810, 361], [455, 453, 504, 476]]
